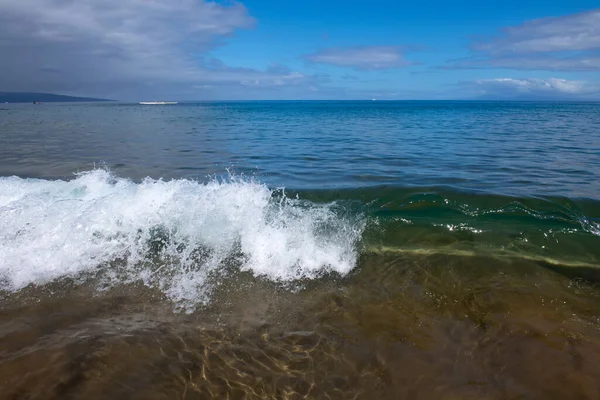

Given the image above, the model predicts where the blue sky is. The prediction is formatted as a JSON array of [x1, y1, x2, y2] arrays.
[[0, 0, 599, 100]]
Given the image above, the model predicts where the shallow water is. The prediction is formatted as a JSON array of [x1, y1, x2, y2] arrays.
[[1, 101, 600, 399], [3, 254, 600, 399]]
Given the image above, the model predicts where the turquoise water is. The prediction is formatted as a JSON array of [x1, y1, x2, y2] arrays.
[[1, 101, 600, 399]]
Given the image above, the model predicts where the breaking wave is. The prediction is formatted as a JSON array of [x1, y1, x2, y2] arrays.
[[0, 170, 364, 307]]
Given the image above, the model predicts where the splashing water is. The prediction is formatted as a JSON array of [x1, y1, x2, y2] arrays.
[[0, 170, 364, 308]]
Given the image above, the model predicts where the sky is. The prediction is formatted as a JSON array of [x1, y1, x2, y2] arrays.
[[0, 0, 599, 100]]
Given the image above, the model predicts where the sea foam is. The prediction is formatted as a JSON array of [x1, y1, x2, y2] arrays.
[[0, 170, 363, 307]]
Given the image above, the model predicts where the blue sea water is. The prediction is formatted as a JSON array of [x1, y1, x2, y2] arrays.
[[2, 101, 600, 399], [1, 101, 599, 197], [0, 99, 599, 291]]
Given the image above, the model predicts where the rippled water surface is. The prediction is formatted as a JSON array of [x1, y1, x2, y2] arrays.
[[1, 101, 599, 195], [1, 101, 600, 399]]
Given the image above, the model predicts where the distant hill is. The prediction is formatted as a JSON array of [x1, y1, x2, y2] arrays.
[[0, 92, 113, 103]]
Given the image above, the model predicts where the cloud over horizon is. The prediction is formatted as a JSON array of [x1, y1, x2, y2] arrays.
[[461, 77, 600, 99], [0, 0, 318, 99], [445, 9, 600, 71], [305, 46, 413, 71], [1, 1, 599, 100]]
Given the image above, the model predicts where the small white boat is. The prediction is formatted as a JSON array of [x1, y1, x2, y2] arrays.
[[139, 101, 177, 105]]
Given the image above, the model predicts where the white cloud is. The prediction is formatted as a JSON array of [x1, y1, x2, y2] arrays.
[[446, 56, 600, 71], [305, 46, 412, 70], [473, 9, 600, 54], [0, 0, 314, 99], [2, 0, 255, 45], [464, 78, 600, 99], [192, 85, 215, 89], [445, 9, 600, 71]]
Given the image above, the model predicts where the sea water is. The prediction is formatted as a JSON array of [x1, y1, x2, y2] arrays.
[[0, 101, 599, 399]]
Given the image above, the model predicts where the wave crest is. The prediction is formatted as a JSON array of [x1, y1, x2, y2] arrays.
[[0, 170, 364, 308]]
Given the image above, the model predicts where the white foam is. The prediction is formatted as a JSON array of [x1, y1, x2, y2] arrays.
[[0, 170, 363, 307]]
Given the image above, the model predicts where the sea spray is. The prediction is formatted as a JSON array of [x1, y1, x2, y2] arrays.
[[0, 170, 365, 307]]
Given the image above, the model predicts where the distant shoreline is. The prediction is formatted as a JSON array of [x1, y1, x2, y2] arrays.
[[0, 92, 114, 103]]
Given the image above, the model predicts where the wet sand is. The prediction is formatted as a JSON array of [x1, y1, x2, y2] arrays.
[[2, 253, 600, 399]]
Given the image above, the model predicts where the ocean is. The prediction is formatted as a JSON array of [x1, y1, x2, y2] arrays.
[[1, 101, 599, 399]]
